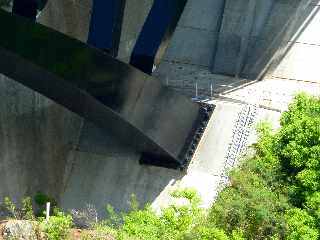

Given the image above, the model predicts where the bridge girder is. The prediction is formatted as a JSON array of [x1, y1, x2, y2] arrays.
[[0, 10, 211, 169]]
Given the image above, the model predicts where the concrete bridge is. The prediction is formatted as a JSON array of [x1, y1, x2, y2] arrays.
[[0, 0, 319, 215]]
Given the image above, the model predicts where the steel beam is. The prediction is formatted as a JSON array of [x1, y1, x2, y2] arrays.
[[12, 0, 37, 20], [130, 0, 187, 74], [87, 0, 126, 57], [0, 10, 205, 169], [12, 0, 47, 20]]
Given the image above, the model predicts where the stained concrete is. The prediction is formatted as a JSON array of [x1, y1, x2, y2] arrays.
[[156, 0, 320, 95], [38, 0, 92, 42], [61, 100, 247, 212], [0, 75, 82, 202], [0, 0, 320, 216], [118, 0, 154, 62]]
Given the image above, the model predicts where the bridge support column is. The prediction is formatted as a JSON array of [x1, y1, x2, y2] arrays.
[[130, 0, 187, 74]]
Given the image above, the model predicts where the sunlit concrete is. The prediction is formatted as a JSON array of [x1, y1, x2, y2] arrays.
[[0, 0, 320, 216]]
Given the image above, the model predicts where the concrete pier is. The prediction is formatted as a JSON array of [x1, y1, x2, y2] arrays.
[[0, 0, 319, 216]]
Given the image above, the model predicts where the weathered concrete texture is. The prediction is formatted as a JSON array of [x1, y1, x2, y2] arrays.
[[154, 61, 250, 98], [61, 100, 244, 212], [0, 0, 87, 202], [26, 0, 215, 214], [160, 0, 224, 68], [191, 102, 243, 176], [53, 0, 320, 215], [38, 0, 92, 42], [0, 74, 82, 202], [272, 42, 320, 82], [118, 0, 154, 62], [1, 0, 320, 217], [38, 0, 154, 62], [156, 0, 320, 99], [61, 149, 183, 213], [212, 0, 316, 79], [242, 1, 320, 79], [223, 77, 320, 112], [154, 0, 246, 96], [271, 5, 320, 82]]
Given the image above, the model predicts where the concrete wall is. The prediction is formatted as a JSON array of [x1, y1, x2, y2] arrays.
[[0, 74, 82, 202], [271, 0, 320, 83], [155, 0, 320, 97], [118, 0, 154, 62], [0, 0, 319, 216], [37, 0, 154, 63], [212, 0, 304, 78], [46, 0, 320, 216], [0, 0, 92, 204], [0, 0, 186, 215]]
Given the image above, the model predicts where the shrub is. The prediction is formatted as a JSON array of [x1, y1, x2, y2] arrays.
[[96, 189, 214, 240], [285, 208, 319, 240], [34, 192, 58, 217], [40, 211, 73, 240], [21, 197, 35, 220], [0, 197, 35, 220], [205, 94, 320, 239], [70, 204, 98, 228]]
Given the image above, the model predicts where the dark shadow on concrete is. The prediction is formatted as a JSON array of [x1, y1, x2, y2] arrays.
[[0, 74, 185, 214], [61, 122, 185, 214], [0, 75, 83, 203], [212, 0, 320, 82]]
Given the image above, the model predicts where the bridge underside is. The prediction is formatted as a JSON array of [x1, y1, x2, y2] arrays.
[[0, 10, 213, 169]]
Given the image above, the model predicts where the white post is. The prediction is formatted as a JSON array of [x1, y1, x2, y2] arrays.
[[210, 83, 213, 98], [46, 202, 51, 221], [195, 82, 198, 98]]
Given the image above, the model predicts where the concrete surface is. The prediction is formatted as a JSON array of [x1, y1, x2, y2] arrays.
[[0, 74, 82, 202], [0, 0, 319, 216], [61, 99, 254, 211], [38, 0, 92, 42], [156, 0, 320, 94]]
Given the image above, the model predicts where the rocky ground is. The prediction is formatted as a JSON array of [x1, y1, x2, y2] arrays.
[[0, 220, 114, 240]]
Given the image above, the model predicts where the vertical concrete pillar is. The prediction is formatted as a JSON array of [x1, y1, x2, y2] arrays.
[[130, 0, 187, 74], [235, 0, 256, 77]]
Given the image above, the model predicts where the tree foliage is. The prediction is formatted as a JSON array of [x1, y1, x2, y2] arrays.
[[89, 93, 320, 240], [208, 93, 320, 240], [0, 93, 319, 240]]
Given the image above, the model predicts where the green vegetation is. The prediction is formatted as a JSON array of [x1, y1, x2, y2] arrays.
[[0, 93, 319, 240], [0, 196, 35, 220], [39, 211, 73, 240], [98, 93, 320, 240], [34, 191, 58, 217], [207, 93, 320, 239]]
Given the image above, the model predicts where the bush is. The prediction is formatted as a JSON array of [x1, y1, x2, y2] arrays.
[[209, 170, 288, 239], [285, 208, 319, 240], [21, 197, 35, 220], [84, 94, 320, 240], [0, 196, 35, 220], [34, 192, 58, 217], [207, 93, 320, 239], [95, 189, 225, 240], [0, 93, 318, 240], [70, 204, 98, 228], [40, 211, 73, 240]]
